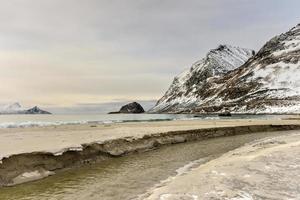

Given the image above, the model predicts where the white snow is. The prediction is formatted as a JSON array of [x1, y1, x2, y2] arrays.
[[230, 192, 254, 200], [252, 61, 300, 96], [0, 102, 23, 114], [272, 36, 300, 56], [258, 104, 300, 114], [272, 24, 300, 56], [142, 132, 300, 200], [159, 194, 199, 200], [11, 170, 54, 185]]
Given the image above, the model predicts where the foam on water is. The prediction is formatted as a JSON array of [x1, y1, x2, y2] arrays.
[[0, 114, 199, 128]]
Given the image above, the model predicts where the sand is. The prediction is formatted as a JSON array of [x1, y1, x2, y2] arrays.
[[0, 120, 300, 161], [140, 130, 300, 200], [1, 118, 300, 187], [0, 118, 299, 162]]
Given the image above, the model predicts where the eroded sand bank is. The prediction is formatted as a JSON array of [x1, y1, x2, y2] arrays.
[[141, 130, 300, 200], [1, 119, 300, 187]]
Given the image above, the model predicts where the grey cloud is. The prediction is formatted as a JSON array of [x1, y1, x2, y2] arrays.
[[47, 100, 157, 114], [0, 0, 299, 107]]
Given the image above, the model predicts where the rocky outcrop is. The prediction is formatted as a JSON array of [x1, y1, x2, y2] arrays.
[[151, 23, 300, 114], [149, 45, 254, 113], [109, 102, 145, 114], [24, 106, 51, 114]]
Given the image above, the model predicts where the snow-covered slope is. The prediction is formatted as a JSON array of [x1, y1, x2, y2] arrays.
[[151, 23, 300, 114], [194, 23, 300, 114], [0, 103, 23, 114], [149, 45, 254, 113]]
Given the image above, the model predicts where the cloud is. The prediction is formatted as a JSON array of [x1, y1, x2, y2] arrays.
[[0, 0, 299, 107], [46, 100, 157, 114]]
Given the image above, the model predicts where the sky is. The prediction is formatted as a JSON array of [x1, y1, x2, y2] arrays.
[[0, 0, 299, 112]]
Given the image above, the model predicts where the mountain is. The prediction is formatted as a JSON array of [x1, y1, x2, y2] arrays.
[[0, 103, 51, 114], [198, 23, 300, 114], [151, 23, 300, 114], [0, 102, 23, 114], [149, 45, 254, 113], [108, 102, 145, 114], [24, 106, 51, 114]]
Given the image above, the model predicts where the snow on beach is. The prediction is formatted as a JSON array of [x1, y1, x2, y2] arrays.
[[141, 131, 300, 200]]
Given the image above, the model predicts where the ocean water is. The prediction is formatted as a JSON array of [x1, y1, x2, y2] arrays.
[[0, 113, 281, 128]]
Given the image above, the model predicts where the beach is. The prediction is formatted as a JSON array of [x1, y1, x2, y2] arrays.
[[1, 118, 300, 187], [141, 129, 300, 200]]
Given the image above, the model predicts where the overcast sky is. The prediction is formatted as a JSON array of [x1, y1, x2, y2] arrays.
[[0, 0, 299, 109]]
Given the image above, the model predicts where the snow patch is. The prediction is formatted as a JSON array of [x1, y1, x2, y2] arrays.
[[230, 191, 254, 200], [159, 193, 198, 200], [11, 170, 54, 185], [137, 158, 209, 199]]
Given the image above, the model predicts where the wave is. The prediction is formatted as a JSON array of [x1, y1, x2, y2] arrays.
[[0, 114, 247, 129], [0, 118, 177, 129], [0, 121, 89, 128]]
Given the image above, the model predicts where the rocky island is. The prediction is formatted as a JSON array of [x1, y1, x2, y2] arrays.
[[24, 106, 51, 114]]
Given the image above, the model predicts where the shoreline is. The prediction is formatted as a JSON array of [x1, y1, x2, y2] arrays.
[[141, 130, 300, 200], [1, 119, 300, 187], [0, 113, 295, 129]]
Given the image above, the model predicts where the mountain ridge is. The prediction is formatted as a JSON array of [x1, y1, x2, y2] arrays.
[[150, 23, 300, 114], [149, 44, 254, 113]]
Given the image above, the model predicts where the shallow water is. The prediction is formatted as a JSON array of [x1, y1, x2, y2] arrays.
[[0, 131, 287, 200], [0, 113, 280, 128]]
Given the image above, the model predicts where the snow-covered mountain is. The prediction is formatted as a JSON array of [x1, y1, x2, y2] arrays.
[[149, 45, 254, 113], [0, 103, 51, 114], [151, 23, 300, 114], [0, 102, 23, 114]]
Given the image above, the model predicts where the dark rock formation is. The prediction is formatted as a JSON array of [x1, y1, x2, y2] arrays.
[[218, 111, 232, 117], [24, 106, 51, 114], [109, 102, 145, 114]]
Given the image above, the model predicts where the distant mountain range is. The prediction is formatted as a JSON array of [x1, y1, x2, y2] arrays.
[[150, 23, 300, 114], [0, 103, 51, 114]]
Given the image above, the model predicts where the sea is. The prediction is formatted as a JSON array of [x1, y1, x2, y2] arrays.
[[0, 113, 282, 129]]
